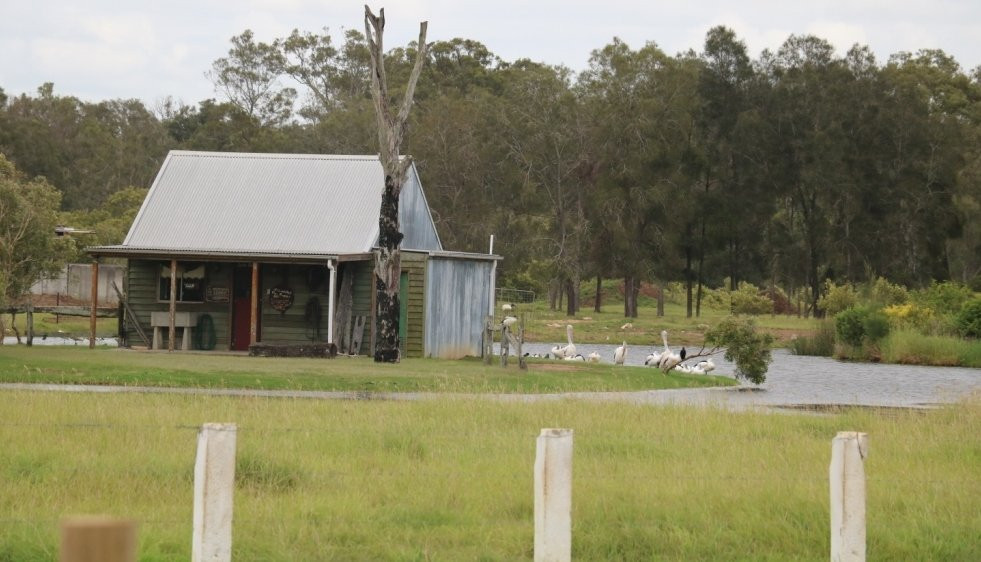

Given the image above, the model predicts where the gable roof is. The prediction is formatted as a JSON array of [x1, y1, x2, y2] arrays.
[[94, 150, 441, 259]]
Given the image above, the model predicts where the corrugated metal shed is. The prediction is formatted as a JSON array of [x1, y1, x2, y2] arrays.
[[121, 151, 441, 256], [424, 256, 495, 359]]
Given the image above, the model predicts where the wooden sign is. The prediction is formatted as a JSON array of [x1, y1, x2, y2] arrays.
[[206, 286, 229, 303], [269, 286, 294, 313]]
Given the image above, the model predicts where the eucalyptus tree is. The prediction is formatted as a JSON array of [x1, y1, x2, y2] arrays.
[[363, 6, 428, 362], [693, 27, 763, 312], [499, 60, 589, 314], [578, 39, 698, 317], [0, 155, 72, 332], [408, 40, 510, 255], [759, 35, 853, 315], [207, 30, 297, 126]]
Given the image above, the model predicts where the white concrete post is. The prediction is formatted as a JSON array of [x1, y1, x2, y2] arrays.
[[534, 428, 573, 562], [192, 423, 237, 562], [830, 431, 868, 562]]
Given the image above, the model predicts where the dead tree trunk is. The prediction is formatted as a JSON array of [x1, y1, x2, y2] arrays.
[[364, 5, 428, 362]]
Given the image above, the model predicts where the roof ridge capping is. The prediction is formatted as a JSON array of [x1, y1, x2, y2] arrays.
[[168, 150, 412, 161]]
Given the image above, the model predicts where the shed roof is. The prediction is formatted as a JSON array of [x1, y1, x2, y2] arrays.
[[98, 150, 441, 258]]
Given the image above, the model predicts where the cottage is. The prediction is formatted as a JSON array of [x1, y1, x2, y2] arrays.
[[87, 150, 499, 358]]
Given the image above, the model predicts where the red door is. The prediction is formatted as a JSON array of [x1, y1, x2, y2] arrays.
[[231, 265, 258, 350]]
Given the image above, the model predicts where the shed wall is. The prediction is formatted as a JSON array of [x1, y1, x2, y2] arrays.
[[401, 252, 427, 358], [424, 257, 494, 359], [124, 260, 232, 349]]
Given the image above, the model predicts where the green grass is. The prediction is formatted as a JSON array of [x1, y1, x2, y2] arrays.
[[1, 391, 978, 560], [0, 346, 736, 394], [1, 313, 117, 339], [509, 298, 816, 348]]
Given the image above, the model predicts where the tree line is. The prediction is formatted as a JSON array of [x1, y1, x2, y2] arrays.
[[1, 25, 978, 317]]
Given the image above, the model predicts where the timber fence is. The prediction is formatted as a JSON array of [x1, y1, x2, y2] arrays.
[[1, 421, 976, 561]]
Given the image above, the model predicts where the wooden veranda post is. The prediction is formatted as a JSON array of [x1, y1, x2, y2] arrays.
[[249, 262, 259, 347], [364, 4, 428, 362], [168, 259, 177, 351], [89, 260, 99, 348]]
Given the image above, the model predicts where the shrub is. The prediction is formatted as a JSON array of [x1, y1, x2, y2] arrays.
[[955, 298, 981, 338], [835, 307, 868, 347], [705, 316, 775, 384], [869, 277, 909, 307], [913, 281, 973, 316], [701, 282, 774, 315], [819, 281, 858, 315], [862, 309, 891, 342]]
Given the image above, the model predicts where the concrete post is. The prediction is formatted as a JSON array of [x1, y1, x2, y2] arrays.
[[192, 423, 237, 562], [60, 517, 137, 562], [830, 431, 868, 562], [535, 428, 573, 562]]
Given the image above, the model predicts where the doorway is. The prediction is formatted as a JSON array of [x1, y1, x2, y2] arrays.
[[231, 264, 259, 350]]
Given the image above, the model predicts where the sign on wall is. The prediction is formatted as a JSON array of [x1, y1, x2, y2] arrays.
[[269, 286, 294, 313], [207, 286, 230, 303]]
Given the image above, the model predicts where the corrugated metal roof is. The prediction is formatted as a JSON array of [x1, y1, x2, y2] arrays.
[[121, 151, 442, 255]]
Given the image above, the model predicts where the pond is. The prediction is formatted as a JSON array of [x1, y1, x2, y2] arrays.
[[503, 342, 980, 409], [2, 336, 118, 347]]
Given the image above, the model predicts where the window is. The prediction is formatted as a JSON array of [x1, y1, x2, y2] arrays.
[[159, 263, 206, 302]]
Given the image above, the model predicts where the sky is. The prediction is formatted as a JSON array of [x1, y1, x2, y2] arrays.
[[2, 1, 979, 108]]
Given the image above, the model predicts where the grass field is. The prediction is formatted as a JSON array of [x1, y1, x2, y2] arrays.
[[502, 296, 816, 348], [1, 391, 977, 561], [0, 346, 736, 394]]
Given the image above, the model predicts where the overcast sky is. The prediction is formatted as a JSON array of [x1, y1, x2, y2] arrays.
[[2, 1, 979, 108]]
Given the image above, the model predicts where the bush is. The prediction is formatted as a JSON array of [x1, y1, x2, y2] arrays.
[[955, 298, 981, 338], [835, 307, 868, 347], [862, 310, 891, 343], [702, 282, 774, 315], [869, 277, 909, 307], [705, 316, 775, 384], [913, 281, 973, 316], [819, 281, 858, 316]]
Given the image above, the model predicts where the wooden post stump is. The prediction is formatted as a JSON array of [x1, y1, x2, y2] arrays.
[[60, 517, 137, 562]]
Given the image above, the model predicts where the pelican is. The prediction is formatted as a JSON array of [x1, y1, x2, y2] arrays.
[[696, 359, 715, 373], [657, 330, 682, 372], [644, 349, 662, 366], [551, 324, 576, 359], [689, 364, 706, 375], [676, 363, 694, 374], [587, 351, 602, 363], [613, 341, 627, 365], [563, 353, 586, 361]]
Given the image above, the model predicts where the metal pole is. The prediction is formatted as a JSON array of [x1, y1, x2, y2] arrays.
[[327, 260, 336, 344]]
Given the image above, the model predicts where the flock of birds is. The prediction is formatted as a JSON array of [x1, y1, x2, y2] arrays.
[[502, 303, 715, 374]]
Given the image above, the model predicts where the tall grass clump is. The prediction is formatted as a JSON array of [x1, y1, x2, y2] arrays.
[[790, 320, 836, 356], [880, 329, 981, 367]]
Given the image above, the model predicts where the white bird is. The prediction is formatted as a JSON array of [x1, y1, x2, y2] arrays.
[[551, 324, 576, 359], [502, 303, 514, 313], [501, 316, 518, 329], [696, 359, 715, 373], [657, 330, 682, 372], [563, 353, 586, 361], [613, 341, 627, 365], [690, 364, 706, 375], [587, 351, 601, 363], [644, 350, 662, 367], [676, 363, 694, 374]]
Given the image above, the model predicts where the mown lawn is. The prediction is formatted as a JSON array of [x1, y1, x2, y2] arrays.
[[0, 346, 735, 394], [0, 391, 977, 561]]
